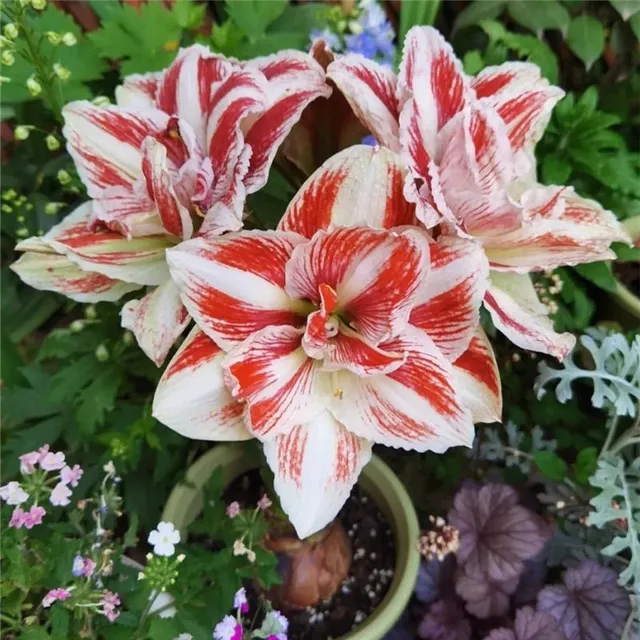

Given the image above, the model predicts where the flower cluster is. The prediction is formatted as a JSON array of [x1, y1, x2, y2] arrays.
[[418, 516, 460, 562], [139, 521, 185, 595], [226, 494, 273, 564], [1, 445, 83, 529]]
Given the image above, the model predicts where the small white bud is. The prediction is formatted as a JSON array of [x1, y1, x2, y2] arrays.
[[1, 50, 15, 66], [26, 76, 42, 97], [4, 24, 19, 40], [61, 32, 77, 47], [52, 63, 71, 81], [44, 201, 63, 215], [95, 344, 109, 362], [45, 31, 61, 45], [45, 134, 60, 151], [70, 319, 85, 332], [57, 169, 71, 185], [14, 125, 32, 140], [91, 95, 111, 107], [31, 0, 48, 10]]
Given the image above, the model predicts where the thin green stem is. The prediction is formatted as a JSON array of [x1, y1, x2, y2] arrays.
[[136, 590, 160, 636], [601, 414, 620, 454]]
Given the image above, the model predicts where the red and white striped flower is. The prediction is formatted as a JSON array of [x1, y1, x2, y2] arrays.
[[153, 145, 496, 538], [327, 27, 630, 360], [12, 45, 330, 365]]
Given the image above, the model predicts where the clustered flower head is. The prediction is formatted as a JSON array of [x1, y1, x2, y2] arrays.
[[139, 521, 185, 593], [418, 515, 460, 561], [1, 445, 84, 529]]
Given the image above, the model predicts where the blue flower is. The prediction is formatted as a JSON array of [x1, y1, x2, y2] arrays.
[[345, 1, 396, 66], [310, 28, 342, 52]]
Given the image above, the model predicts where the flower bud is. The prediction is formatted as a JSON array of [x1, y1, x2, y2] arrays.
[[70, 319, 85, 332], [53, 63, 71, 81], [85, 305, 97, 320], [57, 169, 71, 185], [2, 204, 12, 213], [92, 96, 111, 107], [0, 76, 10, 85], [95, 344, 109, 362], [26, 76, 42, 97], [16, 227, 29, 238], [45, 31, 61, 45], [1, 50, 15, 66], [122, 330, 134, 346], [4, 24, 18, 40], [61, 32, 77, 46], [31, 0, 48, 10], [44, 201, 63, 215], [14, 125, 32, 140], [45, 134, 60, 151]]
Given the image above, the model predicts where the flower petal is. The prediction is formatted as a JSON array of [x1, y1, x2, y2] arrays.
[[279, 145, 416, 237], [166, 231, 307, 350], [285, 226, 429, 343], [10, 244, 140, 303], [141, 136, 193, 239], [263, 412, 372, 538], [36, 202, 174, 286], [62, 101, 169, 197], [326, 54, 400, 151], [330, 326, 473, 452], [410, 235, 489, 361], [91, 189, 165, 239], [115, 72, 161, 108], [484, 186, 631, 271], [485, 271, 575, 360], [152, 326, 249, 441], [452, 328, 502, 423], [121, 279, 190, 366], [243, 50, 332, 193], [157, 44, 232, 146], [223, 325, 332, 438]]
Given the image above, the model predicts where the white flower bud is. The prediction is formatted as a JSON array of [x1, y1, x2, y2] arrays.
[[57, 169, 71, 185], [95, 344, 109, 362], [70, 320, 85, 332], [52, 63, 71, 81], [14, 125, 32, 140], [1, 50, 15, 66], [45, 31, 61, 45], [61, 32, 77, 46], [85, 305, 97, 320], [4, 24, 18, 40], [45, 134, 60, 151], [91, 96, 111, 107], [31, 0, 48, 10], [44, 201, 63, 215], [26, 76, 42, 97]]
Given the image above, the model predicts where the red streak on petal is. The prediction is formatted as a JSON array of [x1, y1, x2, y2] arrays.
[[454, 335, 500, 397], [166, 331, 221, 378]]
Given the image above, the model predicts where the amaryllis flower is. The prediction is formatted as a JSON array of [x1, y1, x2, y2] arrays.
[[12, 45, 330, 365], [326, 26, 630, 359], [153, 145, 494, 537]]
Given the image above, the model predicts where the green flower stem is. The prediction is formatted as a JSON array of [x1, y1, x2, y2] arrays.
[[136, 590, 159, 636]]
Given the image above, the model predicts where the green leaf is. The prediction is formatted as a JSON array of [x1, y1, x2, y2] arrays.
[[453, 1, 505, 33], [630, 13, 640, 40], [400, 0, 442, 43], [463, 50, 485, 75], [50, 605, 70, 639], [75, 367, 122, 433], [19, 628, 51, 640], [172, 0, 207, 30], [574, 261, 617, 292], [610, 0, 640, 21], [612, 242, 640, 261], [268, 3, 326, 32], [542, 154, 572, 184], [507, 0, 570, 36], [50, 354, 100, 402], [226, 0, 287, 42], [577, 86, 599, 114], [574, 446, 598, 485], [567, 15, 605, 70], [534, 451, 568, 481]]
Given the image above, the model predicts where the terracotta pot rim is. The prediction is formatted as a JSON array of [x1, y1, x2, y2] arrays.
[[162, 443, 420, 640]]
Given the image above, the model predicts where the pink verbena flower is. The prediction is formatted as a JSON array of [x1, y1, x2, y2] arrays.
[[22, 505, 46, 529], [40, 451, 66, 471], [9, 507, 26, 529], [257, 494, 272, 511], [226, 502, 241, 519], [60, 464, 83, 487], [0, 481, 29, 505], [19, 450, 41, 474], [42, 588, 72, 608], [100, 590, 121, 622], [50, 482, 72, 507], [72, 555, 96, 577], [233, 587, 249, 614], [213, 615, 242, 640]]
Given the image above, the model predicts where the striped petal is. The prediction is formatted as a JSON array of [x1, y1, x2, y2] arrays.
[[62, 101, 169, 197], [243, 50, 332, 193], [165, 231, 307, 351], [121, 279, 190, 366], [452, 328, 502, 424], [438, 103, 521, 236], [484, 186, 631, 271], [329, 326, 473, 452], [152, 327, 249, 441], [91, 189, 165, 239], [10, 242, 140, 303], [279, 145, 416, 237], [115, 72, 161, 108], [223, 325, 332, 438], [263, 412, 372, 538], [326, 54, 400, 151], [157, 44, 232, 146], [485, 272, 575, 360], [472, 62, 564, 176], [285, 226, 430, 343], [35, 203, 174, 286], [410, 235, 489, 362]]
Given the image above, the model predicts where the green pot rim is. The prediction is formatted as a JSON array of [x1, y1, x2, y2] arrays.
[[162, 444, 420, 640]]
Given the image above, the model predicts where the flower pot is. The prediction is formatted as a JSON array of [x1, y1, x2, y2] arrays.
[[162, 443, 420, 640], [607, 217, 640, 324]]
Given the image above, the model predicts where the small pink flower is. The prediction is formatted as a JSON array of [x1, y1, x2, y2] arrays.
[[60, 464, 83, 487], [72, 555, 96, 577], [0, 481, 29, 505], [19, 450, 41, 474], [9, 507, 26, 529], [23, 505, 46, 529], [42, 588, 72, 608], [50, 482, 72, 507], [226, 501, 241, 518], [257, 494, 272, 511], [105, 608, 120, 622], [40, 451, 66, 471], [101, 591, 121, 610], [234, 587, 249, 614]]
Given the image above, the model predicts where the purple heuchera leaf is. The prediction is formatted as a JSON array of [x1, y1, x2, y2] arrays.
[[456, 566, 519, 618], [537, 560, 630, 640], [484, 607, 565, 640], [416, 555, 455, 605], [448, 483, 550, 582], [418, 599, 471, 640]]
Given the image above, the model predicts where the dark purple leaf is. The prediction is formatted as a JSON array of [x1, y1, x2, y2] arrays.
[[456, 565, 519, 618], [448, 483, 550, 582], [483, 607, 564, 640], [537, 560, 630, 640], [415, 555, 455, 605], [418, 598, 472, 640], [514, 555, 548, 606]]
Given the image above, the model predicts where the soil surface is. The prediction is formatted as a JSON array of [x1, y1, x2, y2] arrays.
[[223, 470, 398, 639]]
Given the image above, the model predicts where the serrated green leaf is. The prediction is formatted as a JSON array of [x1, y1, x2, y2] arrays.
[[574, 261, 617, 292], [542, 154, 572, 184], [567, 15, 605, 70], [574, 446, 598, 485], [50, 354, 100, 402], [534, 451, 568, 481], [507, 0, 570, 36], [454, 1, 505, 33], [226, 0, 287, 42], [75, 367, 122, 433]]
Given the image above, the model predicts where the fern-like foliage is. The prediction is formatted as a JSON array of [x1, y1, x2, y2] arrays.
[[535, 331, 640, 417], [588, 454, 640, 590]]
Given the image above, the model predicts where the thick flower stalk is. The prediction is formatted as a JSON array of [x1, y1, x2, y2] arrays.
[[11, 44, 330, 365], [326, 26, 631, 360], [153, 145, 500, 538]]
